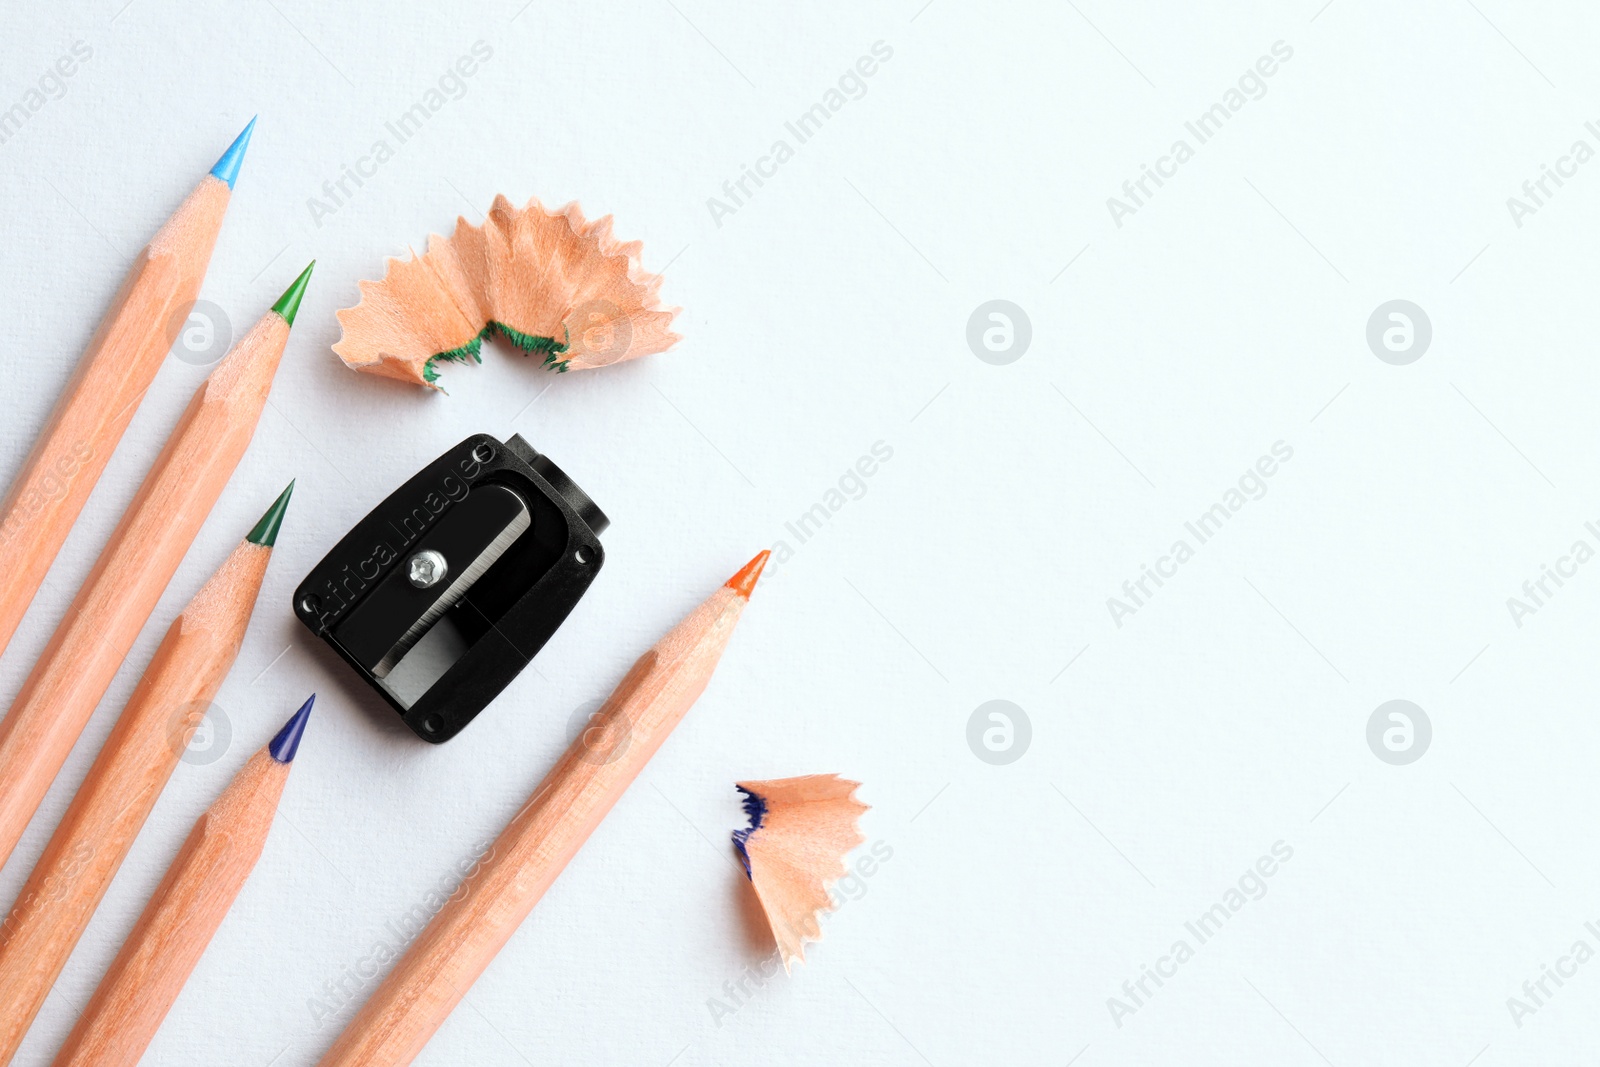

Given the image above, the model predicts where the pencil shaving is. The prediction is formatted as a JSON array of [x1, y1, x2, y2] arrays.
[[733, 774, 868, 971], [334, 195, 680, 390]]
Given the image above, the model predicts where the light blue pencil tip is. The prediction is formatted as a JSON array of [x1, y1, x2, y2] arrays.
[[209, 116, 256, 190]]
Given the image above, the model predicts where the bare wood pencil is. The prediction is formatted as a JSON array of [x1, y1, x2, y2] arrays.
[[0, 122, 253, 662], [0, 485, 290, 1065], [50, 696, 314, 1067], [317, 551, 770, 1067], [0, 264, 312, 875]]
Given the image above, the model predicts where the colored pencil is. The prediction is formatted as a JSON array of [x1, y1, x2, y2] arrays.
[[0, 263, 313, 875], [0, 484, 292, 1063], [50, 695, 315, 1067], [318, 551, 769, 1067], [0, 120, 254, 662]]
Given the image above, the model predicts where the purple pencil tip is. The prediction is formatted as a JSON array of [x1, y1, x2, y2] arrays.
[[268, 694, 315, 763]]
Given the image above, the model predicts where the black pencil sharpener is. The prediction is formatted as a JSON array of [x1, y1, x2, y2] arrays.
[[294, 433, 607, 743]]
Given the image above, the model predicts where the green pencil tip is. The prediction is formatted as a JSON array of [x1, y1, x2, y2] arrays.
[[247, 481, 295, 547], [271, 262, 315, 327]]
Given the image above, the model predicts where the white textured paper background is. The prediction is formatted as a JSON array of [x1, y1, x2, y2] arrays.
[[3, 0, 1599, 1063]]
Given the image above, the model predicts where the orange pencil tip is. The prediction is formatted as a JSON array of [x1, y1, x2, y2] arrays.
[[726, 550, 771, 599]]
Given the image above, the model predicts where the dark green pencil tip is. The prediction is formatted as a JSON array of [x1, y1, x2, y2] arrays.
[[271, 262, 315, 327], [247, 481, 295, 547]]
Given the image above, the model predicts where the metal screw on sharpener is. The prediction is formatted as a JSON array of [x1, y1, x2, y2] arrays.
[[293, 433, 610, 743], [408, 550, 448, 589]]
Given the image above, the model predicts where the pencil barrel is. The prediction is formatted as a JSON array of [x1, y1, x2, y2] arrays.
[[0, 175, 230, 662], [318, 586, 750, 1067], [0, 542, 268, 1062], [50, 748, 287, 1067], [0, 311, 287, 875]]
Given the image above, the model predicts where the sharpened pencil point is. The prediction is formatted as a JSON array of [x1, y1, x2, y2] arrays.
[[726, 550, 771, 599], [269, 694, 315, 763], [271, 262, 314, 327], [209, 116, 256, 190], [246, 481, 294, 547]]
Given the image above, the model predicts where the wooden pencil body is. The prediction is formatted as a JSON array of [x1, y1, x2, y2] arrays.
[[0, 176, 230, 661], [0, 311, 289, 875], [50, 747, 289, 1067], [318, 584, 749, 1067], [0, 542, 269, 1063]]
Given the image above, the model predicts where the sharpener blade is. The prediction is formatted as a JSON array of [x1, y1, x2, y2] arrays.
[[331, 484, 530, 702]]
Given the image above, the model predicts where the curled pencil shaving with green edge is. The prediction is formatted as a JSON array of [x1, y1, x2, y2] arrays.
[[333, 195, 680, 392]]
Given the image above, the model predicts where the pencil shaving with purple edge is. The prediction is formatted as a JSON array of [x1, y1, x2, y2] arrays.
[[733, 774, 869, 970]]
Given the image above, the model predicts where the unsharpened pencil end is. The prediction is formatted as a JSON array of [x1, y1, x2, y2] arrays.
[[272, 262, 315, 327], [209, 116, 256, 190], [268, 694, 315, 763], [246, 481, 294, 547], [726, 550, 771, 600]]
